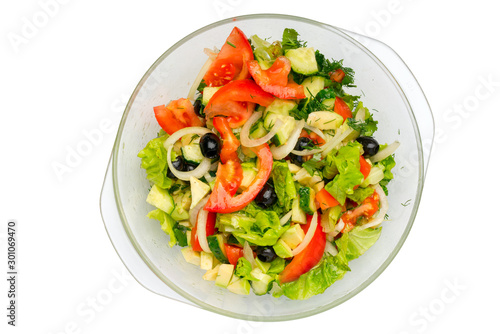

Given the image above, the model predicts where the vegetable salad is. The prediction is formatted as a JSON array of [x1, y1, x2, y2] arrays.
[[138, 27, 399, 300]]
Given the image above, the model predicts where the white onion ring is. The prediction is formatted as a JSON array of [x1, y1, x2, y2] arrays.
[[243, 241, 256, 268], [189, 195, 210, 225], [270, 119, 305, 160], [360, 185, 389, 230], [279, 210, 293, 226], [164, 127, 212, 180], [196, 201, 211, 253], [331, 218, 345, 238], [187, 57, 214, 102], [291, 126, 353, 156], [370, 141, 400, 163], [303, 124, 326, 141], [292, 211, 318, 256], [240, 111, 284, 147]]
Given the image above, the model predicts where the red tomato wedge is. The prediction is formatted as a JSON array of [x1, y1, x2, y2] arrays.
[[300, 129, 326, 145], [225, 244, 245, 266], [334, 96, 352, 120], [341, 191, 380, 233], [205, 80, 275, 128], [316, 188, 340, 211], [359, 156, 371, 179], [247, 57, 306, 99], [217, 160, 243, 197], [279, 213, 326, 283], [191, 211, 217, 252], [213, 116, 240, 163], [203, 27, 253, 87], [204, 144, 273, 214], [153, 98, 203, 135]]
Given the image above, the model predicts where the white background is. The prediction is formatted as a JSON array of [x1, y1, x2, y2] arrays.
[[1, 0, 498, 333]]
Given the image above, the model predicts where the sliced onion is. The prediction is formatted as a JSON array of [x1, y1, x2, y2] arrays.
[[187, 56, 214, 102], [279, 210, 293, 226], [270, 119, 305, 160], [210, 162, 218, 171], [291, 126, 353, 156], [360, 185, 389, 230], [355, 108, 366, 121], [370, 141, 400, 163], [203, 48, 218, 59], [189, 195, 210, 225], [196, 197, 211, 253], [240, 111, 284, 147], [292, 211, 318, 256], [324, 241, 338, 256], [331, 218, 345, 238], [164, 127, 212, 181], [203, 172, 215, 183], [303, 124, 326, 141], [243, 241, 256, 268]]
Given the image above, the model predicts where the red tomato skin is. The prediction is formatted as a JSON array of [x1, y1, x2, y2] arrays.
[[279, 213, 326, 283], [225, 244, 245, 266], [334, 96, 353, 120], [191, 212, 217, 252]]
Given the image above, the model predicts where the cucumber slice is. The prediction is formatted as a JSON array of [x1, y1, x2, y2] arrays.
[[202, 86, 221, 105], [249, 119, 268, 139], [273, 239, 293, 258], [146, 184, 175, 214], [298, 186, 316, 215], [215, 264, 234, 288], [301, 76, 325, 98], [264, 99, 297, 116], [250, 272, 273, 295], [263, 112, 296, 146], [285, 47, 318, 75], [189, 176, 210, 210], [307, 111, 344, 130], [292, 198, 306, 224], [227, 277, 251, 295], [280, 224, 305, 249], [181, 247, 201, 266], [207, 234, 229, 264]]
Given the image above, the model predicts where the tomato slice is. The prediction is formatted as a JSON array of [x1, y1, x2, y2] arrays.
[[279, 213, 326, 283], [204, 144, 274, 214], [217, 160, 243, 196], [154, 98, 203, 135], [334, 96, 352, 120], [330, 69, 346, 83], [359, 156, 371, 179], [300, 129, 326, 145], [205, 80, 274, 128], [203, 27, 253, 87], [341, 191, 380, 233], [191, 211, 217, 252], [247, 57, 306, 99], [316, 188, 340, 211], [225, 244, 245, 266], [213, 116, 240, 163]]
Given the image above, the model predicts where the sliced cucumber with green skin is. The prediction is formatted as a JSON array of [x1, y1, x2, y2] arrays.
[[298, 186, 316, 215], [240, 163, 257, 190], [264, 99, 296, 116], [227, 277, 251, 295], [263, 112, 296, 146], [146, 184, 175, 214], [249, 119, 268, 139], [182, 144, 204, 164], [215, 263, 234, 288], [307, 111, 344, 130], [280, 224, 305, 249], [322, 98, 335, 110], [285, 47, 318, 75], [250, 273, 273, 295], [207, 234, 229, 264], [273, 239, 293, 258], [301, 76, 325, 98], [171, 205, 189, 221]]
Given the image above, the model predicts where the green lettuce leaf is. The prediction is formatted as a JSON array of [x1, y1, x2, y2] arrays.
[[147, 209, 178, 247], [376, 153, 396, 195], [250, 35, 283, 70], [282, 28, 305, 52], [137, 135, 173, 189], [267, 257, 286, 275], [324, 142, 364, 205], [280, 255, 350, 300], [335, 226, 382, 261], [347, 186, 375, 203], [235, 257, 256, 280], [272, 161, 297, 211]]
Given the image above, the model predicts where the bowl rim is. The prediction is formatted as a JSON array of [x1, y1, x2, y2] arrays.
[[111, 13, 425, 321]]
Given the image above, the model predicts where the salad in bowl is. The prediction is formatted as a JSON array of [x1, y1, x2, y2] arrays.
[[137, 27, 399, 300]]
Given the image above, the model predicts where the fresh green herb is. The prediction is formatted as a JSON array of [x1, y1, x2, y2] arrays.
[[315, 50, 355, 87], [173, 222, 189, 247], [302, 154, 326, 176], [282, 28, 306, 51], [226, 41, 236, 48], [197, 79, 207, 92], [188, 134, 200, 144], [401, 199, 411, 207]]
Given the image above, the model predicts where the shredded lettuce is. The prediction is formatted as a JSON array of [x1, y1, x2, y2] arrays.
[[279, 255, 350, 300], [335, 226, 382, 261], [272, 161, 297, 211], [325, 142, 364, 205], [147, 209, 178, 247], [218, 210, 288, 246], [137, 135, 174, 189]]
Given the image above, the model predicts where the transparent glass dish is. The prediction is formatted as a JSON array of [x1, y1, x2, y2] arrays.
[[100, 14, 433, 321]]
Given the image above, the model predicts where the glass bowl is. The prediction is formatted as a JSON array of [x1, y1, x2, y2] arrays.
[[100, 14, 433, 321]]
